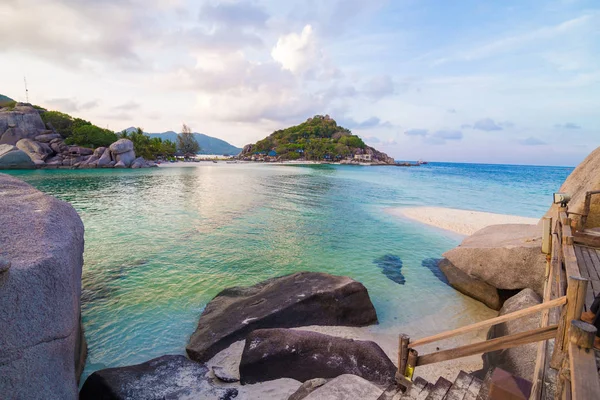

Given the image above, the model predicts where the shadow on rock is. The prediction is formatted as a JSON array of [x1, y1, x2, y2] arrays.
[[374, 254, 405, 285]]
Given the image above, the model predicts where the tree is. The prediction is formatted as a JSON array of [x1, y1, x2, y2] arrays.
[[177, 124, 200, 156], [66, 125, 117, 148]]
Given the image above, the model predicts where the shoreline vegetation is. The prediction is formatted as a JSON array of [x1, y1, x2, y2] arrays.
[[387, 207, 540, 236]]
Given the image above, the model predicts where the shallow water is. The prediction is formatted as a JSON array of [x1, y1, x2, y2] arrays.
[[5, 162, 572, 380]]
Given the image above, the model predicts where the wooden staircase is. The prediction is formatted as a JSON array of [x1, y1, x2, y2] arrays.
[[378, 370, 486, 400]]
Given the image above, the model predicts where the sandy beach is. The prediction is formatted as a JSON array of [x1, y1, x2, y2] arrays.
[[387, 207, 539, 236]]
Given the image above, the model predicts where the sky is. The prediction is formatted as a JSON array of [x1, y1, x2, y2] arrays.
[[1, 0, 598, 166]]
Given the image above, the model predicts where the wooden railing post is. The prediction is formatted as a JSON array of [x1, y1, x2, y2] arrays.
[[568, 320, 599, 400], [397, 334, 409, 381]]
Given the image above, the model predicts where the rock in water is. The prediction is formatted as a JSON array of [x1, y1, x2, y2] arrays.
[[186, 271, 378, 363], [16, 138, 53, 161], [438, 258, 503, 310], [80, 355, 239, 400], [482, 289, 541, 381], [300, 374, 383, 400], [373, 254, 405, 285], [442, 224, 546, 296], [0, 174, 86, 399], [239, 328, 396, 385], [0, 145, 35, 169]]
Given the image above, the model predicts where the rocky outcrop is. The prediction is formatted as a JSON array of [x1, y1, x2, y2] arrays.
[[0, 144, 35, 169], [79, 355, 239, 400], [288, 378, 329, 400], [438, 258, 503, 310], [186, 272, 378, 363], [482, 289, 541, 381], [0, 104, 156, 170], [442, 224, 546, 300], [0, 174, 86, 399], [298, 374, 383, 400], [239, 328, 396, 385], [546, 146, 600, 229]]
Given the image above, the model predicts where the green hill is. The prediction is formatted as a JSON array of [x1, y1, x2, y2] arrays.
[[239, 115, 394, 164], [124, 128, 242, 155], [0, 94, 16, 108]]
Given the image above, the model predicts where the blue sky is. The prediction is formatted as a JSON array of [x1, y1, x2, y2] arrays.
[[1, 0, 598, 165]]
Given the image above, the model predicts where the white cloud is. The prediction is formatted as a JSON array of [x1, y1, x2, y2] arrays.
[[271, 25, 319, 74]]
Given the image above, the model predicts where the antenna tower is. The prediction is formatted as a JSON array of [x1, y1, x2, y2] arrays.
[[24, 77, 29, 103]]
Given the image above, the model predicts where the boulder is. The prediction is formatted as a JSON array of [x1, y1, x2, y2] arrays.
[[67, 146, 93, 156], [79, 355, 239, 400], [240, 328, 396, 385], [0, 127, 38, 145], [79, 155, 99, 168], [131, 156, 145, 169], [442, 224, 546, 296], [93, 146, 107, 158], [438, 259, 503, 310], [300, 374, 383, 400], [114, 160, 127, 168], [212, 366, 239, 383], [546, 146, 600, 229], [16, 138, 53, 161], [97, 147, 113, 167], [34, 133, 62, 143], [482, 289, 541, 381], [288, 378, 329, 400], [109, 138, 134, 155], [0, 174, 86, 399], [0, 147, 35, 169], [51, 141, 68, 154], [115, 150, 135, 167], [186, 272, 378, 363]]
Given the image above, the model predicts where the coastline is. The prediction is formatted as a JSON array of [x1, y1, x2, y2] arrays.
[[386, 206, 539, 236]]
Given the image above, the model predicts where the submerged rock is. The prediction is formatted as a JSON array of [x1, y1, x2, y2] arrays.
[[186, 271, 378, 363], [0, 174, 86, 399], [374, 254, 405, 285], [80, 355, 239, 400], [482, 288, 541, 381], [442, 224, 545, 297], [240, 328, 396, 385]]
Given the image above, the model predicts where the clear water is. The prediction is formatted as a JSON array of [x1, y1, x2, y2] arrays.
[[4, 162, 572, 381]]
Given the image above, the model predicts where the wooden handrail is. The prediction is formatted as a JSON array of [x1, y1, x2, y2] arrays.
[[410, 296, 566, 347], [416, 325, 558, 367]]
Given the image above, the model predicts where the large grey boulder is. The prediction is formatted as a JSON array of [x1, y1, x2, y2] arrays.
[[34, 133, 62, 143], [240, 328, 396, 385], [130, 156, 145, 169], [0, 174, 86, 399], [97, 147, 113, 167], [79, 355, 238, 400], [16, 138, 53, 161], [288, 378, 329, 400], [442, 224, 546, 296], [546, 146, 600, 229], [0, 105, 46, 145], [186, 272, 378, 363], [115, 150, 135, 167], [109, 138, 134, 155], [0, 145, 35, 169], [301, 374, 383, 400], [438, 259, 503, 310], [482, 289, 542, 381]]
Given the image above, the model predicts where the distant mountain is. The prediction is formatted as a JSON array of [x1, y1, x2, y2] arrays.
[[124, 128, 242, 155], [0, 94, 15, 107]]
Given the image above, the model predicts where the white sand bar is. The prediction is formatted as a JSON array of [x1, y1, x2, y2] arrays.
[[387, 207, 539, 236]]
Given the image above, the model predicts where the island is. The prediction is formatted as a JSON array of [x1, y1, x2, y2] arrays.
[[238, 115, 396, 165]]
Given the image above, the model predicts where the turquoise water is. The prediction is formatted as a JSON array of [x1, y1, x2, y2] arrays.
[[5, 162, 572, 381]]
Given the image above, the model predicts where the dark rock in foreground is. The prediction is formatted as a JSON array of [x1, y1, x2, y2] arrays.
[[0, 174, 86, 399], [240, 328, 396, 385], [80, 355, 238, 400], [482, 288, 542, 381], [186, 272, 378, 363]]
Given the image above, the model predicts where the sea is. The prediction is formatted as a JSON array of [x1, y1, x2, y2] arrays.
[[4, 162, 572, 381]]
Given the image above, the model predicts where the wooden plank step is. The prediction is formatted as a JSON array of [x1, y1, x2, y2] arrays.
[[444, 371, 473, 400], [425, 377, 453, 400], [416, 383, 434, 400], [463, 376, 483, 400]]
